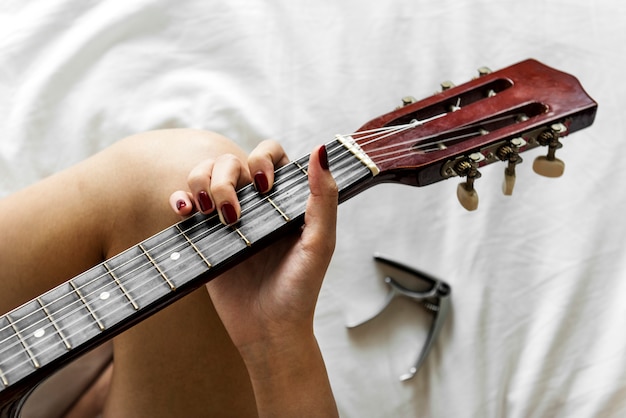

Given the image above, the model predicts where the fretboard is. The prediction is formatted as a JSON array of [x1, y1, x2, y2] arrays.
[[0, 137, 373, 393]]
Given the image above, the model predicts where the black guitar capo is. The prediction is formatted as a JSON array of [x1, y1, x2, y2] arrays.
[[347, 254, 451, 381]]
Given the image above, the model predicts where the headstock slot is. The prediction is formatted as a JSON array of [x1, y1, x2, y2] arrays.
[[412, 102, 548, 153], [384, 78, 514, 128]]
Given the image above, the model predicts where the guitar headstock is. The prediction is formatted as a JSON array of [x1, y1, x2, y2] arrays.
[[349, 59, 597, 210]]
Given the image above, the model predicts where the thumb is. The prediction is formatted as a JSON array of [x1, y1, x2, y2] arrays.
[[301, 145, 338, 260]]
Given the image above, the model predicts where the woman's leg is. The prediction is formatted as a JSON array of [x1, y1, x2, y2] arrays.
[[0, 130, 258, 417], [104, 288, 256, 418]]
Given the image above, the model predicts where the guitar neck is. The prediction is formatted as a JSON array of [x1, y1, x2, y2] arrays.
[[0, 136, 374, 399]]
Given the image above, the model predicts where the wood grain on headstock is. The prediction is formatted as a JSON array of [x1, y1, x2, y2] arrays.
[[354, 59, 597, 187]]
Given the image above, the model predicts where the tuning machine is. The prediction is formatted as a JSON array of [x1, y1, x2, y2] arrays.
[[496, 137, 526, 195], [532, 123, 567, 177], [477, 66, 492, 77], [440, 80, 455, 91], [396, 96, 417, 110], [455, 152, 484, 211]]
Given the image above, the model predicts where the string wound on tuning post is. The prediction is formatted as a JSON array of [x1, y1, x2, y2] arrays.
[[497, 137, 526, 196], [533, 123, 567, 177], [455, 152, 484, 211]]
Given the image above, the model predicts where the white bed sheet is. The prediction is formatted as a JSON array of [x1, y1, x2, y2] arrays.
[[1, 1, 625, 417]]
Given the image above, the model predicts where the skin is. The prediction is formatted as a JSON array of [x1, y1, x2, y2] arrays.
[[0, 129, 339, 417]]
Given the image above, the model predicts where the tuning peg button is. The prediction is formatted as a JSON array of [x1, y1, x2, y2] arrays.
[[502, 171, 516, 196], [533, 156, 565, 177], [455, 153, 483, 211], [440, 80, 455, 91], [457, 182, 479, 211], [533, 123, 567, 178], [478, 66, 492, 77], [401, 96, 416, 106]]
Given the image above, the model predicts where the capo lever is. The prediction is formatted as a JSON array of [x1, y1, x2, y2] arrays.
[[347, 254, 451, 381]]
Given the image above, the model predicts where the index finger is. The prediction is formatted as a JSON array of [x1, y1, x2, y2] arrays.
[[248, 140, 290, 194]]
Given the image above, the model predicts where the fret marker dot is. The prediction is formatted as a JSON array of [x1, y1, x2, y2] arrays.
[[100, 291, 110, 300], [34, 328, 45, 338], [170, 252, 181, 261]]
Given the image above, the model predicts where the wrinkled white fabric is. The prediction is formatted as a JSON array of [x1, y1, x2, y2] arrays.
[[1, 1, 625, 416]]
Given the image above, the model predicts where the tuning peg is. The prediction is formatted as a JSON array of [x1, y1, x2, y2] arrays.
[[496, 137, 526, 195], [455, 153, 483, 211], [457, 182, 479, 211], [533, 123, 567, 177], [533, 156, 565, 177], [477, 66, 492, 77], [396, 96, 417, 109], [440, 80, 455, 91], [401, 96, 416, 106], [476, 67, 498, 96]]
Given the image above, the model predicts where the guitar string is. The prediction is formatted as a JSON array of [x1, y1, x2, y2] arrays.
[[0, 159, 315, 362], [0, 108, 495, 363], [0, 112, 491, 365], [355, 113, 524, 160], [0, 111, 502, 372], [0, 136, 366, 340], [0, 142, 368, 371], [0, 150, 370, 377], [5, 102, 522, 341], [0, 112, 460, 350], [0, 124, 410, 350], [0, 177, 312, 375]]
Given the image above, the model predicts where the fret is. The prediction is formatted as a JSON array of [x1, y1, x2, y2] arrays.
[[236, 186, 296, 244], [139, 243, 176, 290], [0, 316, 30, 386], [175, 224, 212, 268], [184, 213, 248, 266], [69, 280, 105, 331], [0, 365, 7, 387], [0, 298, 71, 386], [39, 280, 104, 349], [103, 263, 139, 310], [260, 163, 311, 226], [36, 297, 71, 350], [266, 196, 290, 221], [69, 264, 138, 331], [142, 225, 210, 289], [5, 316, 40, 368], [105, 246, 173, 309], [293, 159, 309, 176], [234, 227, 252, 246], [7, 298, 71, 366]]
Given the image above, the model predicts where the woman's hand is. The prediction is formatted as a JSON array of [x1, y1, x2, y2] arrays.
[[169, 140, 338, 350], [169, 140, 339, 417]]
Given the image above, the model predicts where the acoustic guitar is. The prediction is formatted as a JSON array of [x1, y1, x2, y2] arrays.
[[0, 59, 597, 417]]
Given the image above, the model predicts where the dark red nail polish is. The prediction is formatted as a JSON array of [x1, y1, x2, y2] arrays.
[[221, 203, 238, 225], [254, 171, 269, 193], [176, 199, 187, 211], [318, 145, 329, 170], [198, 191, 213, 212]]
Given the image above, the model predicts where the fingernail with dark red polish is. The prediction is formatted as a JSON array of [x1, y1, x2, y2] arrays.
[[318, 145, 329, 170], [176, 199, 187, 211], [221, 203, 238, 225], [254, 171, 269, 193], [198, 191, 213, 213]]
